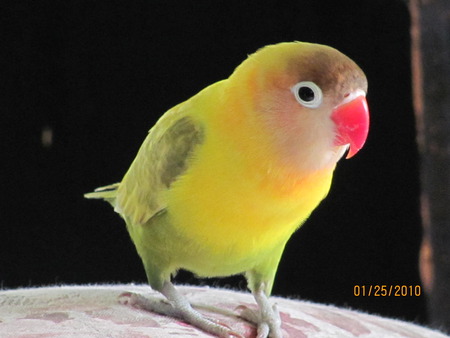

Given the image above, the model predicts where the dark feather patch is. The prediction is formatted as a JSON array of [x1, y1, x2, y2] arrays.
[[159, 117, 204, 188]]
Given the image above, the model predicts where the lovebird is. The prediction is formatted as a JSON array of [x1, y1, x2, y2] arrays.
[[85, 41, 369, 337]]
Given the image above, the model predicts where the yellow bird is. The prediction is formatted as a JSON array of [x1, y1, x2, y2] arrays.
[[85, 41, 369, 337]]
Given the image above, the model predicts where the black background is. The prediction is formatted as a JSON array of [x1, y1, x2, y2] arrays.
[[1, 0, 426, 326]]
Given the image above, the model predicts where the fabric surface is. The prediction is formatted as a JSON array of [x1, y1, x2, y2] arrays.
[[0, 284, 447, 337]]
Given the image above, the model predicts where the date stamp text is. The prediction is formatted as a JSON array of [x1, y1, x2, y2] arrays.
[[353, 285, 421, 297]]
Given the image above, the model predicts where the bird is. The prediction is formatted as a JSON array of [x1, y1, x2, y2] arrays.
[[85, 41, 369, 338]]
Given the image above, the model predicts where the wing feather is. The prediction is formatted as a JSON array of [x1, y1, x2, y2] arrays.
[[115, 108, 203, 225]]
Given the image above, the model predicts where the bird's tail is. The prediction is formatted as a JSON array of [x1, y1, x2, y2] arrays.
[[84, 183, 120, 206]]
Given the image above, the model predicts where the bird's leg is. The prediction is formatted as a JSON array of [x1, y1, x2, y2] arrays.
[[253, 288, 282, 338], [239, 284, 282, 338], [121, 281, 241, 338]]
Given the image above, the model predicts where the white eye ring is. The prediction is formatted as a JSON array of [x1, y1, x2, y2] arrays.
[[291, 81, 323, 108]]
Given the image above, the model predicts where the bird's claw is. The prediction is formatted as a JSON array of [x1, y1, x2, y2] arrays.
[[238, 303, 282, 338]]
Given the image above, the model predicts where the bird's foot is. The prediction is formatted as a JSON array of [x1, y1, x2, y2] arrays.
[[119, 288, 242, 338], [119, 292, 179, 316], [237, 289, 282, 338]]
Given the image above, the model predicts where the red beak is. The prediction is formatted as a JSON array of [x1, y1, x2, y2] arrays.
[[331, 93, 370, 159]]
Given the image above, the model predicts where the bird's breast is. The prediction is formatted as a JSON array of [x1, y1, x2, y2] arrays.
[[166, 134, 334, 263]]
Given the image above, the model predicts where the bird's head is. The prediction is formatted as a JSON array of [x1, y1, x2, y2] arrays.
[[229, 42, 369, 172]]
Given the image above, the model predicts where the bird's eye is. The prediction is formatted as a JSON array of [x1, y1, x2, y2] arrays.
[[291, 81, 323, 109]]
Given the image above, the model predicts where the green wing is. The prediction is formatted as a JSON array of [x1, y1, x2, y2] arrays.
[[87, 107, 203, 226]]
